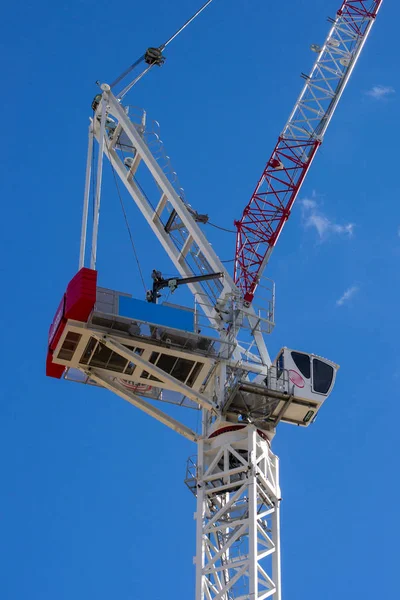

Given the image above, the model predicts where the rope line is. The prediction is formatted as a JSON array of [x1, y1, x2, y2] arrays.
[[106, 148, 147, 293], [208, 221, 236, 234]]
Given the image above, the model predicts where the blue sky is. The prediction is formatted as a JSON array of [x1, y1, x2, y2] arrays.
[[1, 0, 399, 598]]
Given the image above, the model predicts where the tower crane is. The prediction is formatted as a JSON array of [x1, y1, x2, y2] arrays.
[[46, 1, 382, 599]]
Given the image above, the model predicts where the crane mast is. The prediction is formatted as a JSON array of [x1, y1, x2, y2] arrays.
[[234, 0, 382, 303], [45, 2, 383, 600]]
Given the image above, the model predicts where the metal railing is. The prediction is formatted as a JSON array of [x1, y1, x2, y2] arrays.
[[265, 365, 292, 395], [247, 276, 275, 335], [184, 455, 198, 496], [222, 365, 294, 410]]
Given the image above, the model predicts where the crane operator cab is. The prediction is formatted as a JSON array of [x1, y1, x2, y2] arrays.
[[266, 348, 339, 425], [223, 347, 339, 430]]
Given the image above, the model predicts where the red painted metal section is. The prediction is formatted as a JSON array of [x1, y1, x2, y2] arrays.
[[234, 0, 382, 304], [338, 1, 381, 34], [49, 296, 66, 351], [46, 352, 66, 379], [234, 137, 319, 303], [46, 268, 97, 378], [209, 425, 270, 443], [208, 425, 245, 439], [64, 268, 97, 321], [338, 0, 381, 18]]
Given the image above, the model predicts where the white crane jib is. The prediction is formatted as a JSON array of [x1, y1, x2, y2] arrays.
[[81, 84, 274, 366]]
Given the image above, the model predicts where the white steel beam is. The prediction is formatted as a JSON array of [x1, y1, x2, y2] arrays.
[[91, 88, 108, 269], [92, 333, 217, 413], [79, 123, 94, 269], [102, 141, 219, 325], [92, 90, 272, 364], [106, 92, 235, 293], [88, 368, 198, 442]]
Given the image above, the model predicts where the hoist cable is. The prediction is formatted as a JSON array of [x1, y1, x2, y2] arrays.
[[111, 0, 214, 95], [106, 148, 147, 293], [207, 222, 236, 234], [111, 55, 145, 89], [117, 64, 155, 100], [160, 0, 214, 51]]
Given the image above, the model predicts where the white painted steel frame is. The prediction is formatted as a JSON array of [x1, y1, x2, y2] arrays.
[[85, 89, 271, 365], [87, 368, 198, 442], [92, 333, 217, 413], [72, 71, 286, 600], [79, 124, 94, 269], [53, 322, 282, 599], [195, 426, 281, 600], [91, 89, 108, 269], [283, 4, 381, 144], [54, 321, 214, 389], [106, 92, 234, 302], [52, 320, 217, 411]]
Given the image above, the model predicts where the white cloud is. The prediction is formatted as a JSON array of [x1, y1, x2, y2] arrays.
[[336, 286, 358, 306], [300, 197, 354, 240], [301, 198, 317, 210], [332, 222, 354, 236], [365, 85, 395, 100]]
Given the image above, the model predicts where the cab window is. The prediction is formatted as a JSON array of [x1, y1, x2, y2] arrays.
[[291, 351, 311, 379], [312, 359, 334, 394], [276, 352, 284, 379]]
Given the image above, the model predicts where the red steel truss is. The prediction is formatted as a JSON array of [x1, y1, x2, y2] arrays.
[[234, 0, 382, 303]]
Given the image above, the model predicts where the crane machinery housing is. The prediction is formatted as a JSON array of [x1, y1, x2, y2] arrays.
[[46, 1, 383, 599]]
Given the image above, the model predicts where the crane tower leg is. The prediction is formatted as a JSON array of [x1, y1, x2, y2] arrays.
[[91, 87, 109, 270], [79, 124, 94, 270], [194, 425, 281, 600]]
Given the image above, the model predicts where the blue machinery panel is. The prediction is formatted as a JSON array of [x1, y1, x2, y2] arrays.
[[118, 296, 194, 332]]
